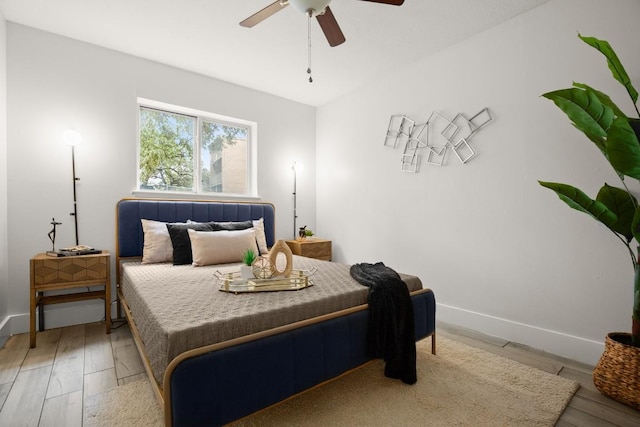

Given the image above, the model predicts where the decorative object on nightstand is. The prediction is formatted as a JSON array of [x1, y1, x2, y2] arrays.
[[298, 225, 314, 239], [46, 218, 62, 256], [57, 245, 101, 256], [30, 251, 111, 347], [286, 238, 331, 261]]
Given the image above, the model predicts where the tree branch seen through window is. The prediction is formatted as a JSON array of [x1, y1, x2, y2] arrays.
[[138, 104, 252, 195]]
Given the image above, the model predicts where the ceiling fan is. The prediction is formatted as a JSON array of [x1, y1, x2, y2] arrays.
[[240, 0, 405, 47]]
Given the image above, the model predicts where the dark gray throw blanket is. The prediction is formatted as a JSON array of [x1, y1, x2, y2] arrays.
[[349, 262, 417, 385]]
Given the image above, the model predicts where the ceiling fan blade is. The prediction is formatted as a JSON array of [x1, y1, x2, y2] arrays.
[[359, 0, 405, 5], [316, 6, 346, 47], [240, 1, 288, 28]]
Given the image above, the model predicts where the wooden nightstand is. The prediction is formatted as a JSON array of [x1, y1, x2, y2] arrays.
[[285, 239, 332, 261], [29, 251, 111, 347]]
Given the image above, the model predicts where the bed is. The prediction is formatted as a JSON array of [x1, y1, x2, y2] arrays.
[[115, 198, 436, 427]]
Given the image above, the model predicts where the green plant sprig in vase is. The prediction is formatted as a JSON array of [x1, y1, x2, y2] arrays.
[[240, 249, 258, 281], [242, 249, 257, 266]]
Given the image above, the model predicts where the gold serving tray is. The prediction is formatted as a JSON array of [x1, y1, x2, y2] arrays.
[[216, 268, 316, 294]]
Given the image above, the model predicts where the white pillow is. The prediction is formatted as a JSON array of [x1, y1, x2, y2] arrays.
[[253, 218, 269, 254], [141, 219, 173, 264], [188, 228, 259, 267], [185, 218, 268, 254]]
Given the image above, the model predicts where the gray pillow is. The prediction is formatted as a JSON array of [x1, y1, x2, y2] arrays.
[[210, 220, 254, 231]]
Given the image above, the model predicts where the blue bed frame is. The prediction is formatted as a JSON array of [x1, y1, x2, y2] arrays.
[[115, 198, 436, 427]]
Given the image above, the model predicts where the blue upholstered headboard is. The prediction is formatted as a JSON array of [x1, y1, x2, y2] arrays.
[[116, 198, 276, 259]]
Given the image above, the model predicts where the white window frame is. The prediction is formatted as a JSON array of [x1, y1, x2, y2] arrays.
[[135, 98, 258, 198]]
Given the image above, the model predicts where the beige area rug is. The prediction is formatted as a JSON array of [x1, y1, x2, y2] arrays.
[[84, 380, 163, 427], [85, 337, 579, 427]]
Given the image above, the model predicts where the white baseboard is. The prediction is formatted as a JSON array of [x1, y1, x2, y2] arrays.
[[0, 315, 10, 347], [437, 303, 604, 366], [8, 299, 118, 336]]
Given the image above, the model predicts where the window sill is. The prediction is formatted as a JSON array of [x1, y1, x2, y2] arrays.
[[131, 190, 262, 201]]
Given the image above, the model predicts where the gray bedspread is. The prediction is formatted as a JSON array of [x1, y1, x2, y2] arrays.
[[121, 255, 423, 384]]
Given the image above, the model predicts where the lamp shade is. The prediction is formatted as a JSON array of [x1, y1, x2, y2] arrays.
[[63, 129, 82, 146]]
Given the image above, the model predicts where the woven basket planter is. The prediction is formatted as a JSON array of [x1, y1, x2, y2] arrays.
[[593, 333, 640, 410]]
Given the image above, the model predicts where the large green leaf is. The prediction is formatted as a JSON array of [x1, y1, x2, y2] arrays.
[[632, 207, 640, 244], [579, 34, 638, 104], [596, 184, 636, 241], [573, 82, 628, 120], [542, 88, 613, 154], [606, 116, 640, 179], [539, 181, 619, 231]]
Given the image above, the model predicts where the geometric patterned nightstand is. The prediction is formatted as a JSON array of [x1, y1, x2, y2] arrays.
[[29, 251, 110, 347], [285, 239, 332, 261]]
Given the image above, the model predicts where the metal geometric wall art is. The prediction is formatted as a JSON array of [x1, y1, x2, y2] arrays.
[[384, 115, 415, 148], [400, 122, 427, 172], [384, 108, 493, 173]]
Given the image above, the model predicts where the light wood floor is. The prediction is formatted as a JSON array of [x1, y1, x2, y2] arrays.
[[0, 320, 145, 427], [1, 320, 639, 426]]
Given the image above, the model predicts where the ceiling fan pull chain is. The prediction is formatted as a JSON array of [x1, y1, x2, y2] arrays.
[[307, 11, 313, 83]]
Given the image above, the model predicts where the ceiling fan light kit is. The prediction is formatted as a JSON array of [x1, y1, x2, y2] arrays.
[[240, 0, 405, 81], [288, 0, 331, 16]]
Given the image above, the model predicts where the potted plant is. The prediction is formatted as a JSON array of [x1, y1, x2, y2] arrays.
[[539, 34, 640, 409], [298, 225, 314, 239], [241, 249, 257, 280]]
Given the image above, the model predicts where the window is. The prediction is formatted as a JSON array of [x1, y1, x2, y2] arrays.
[[137, 99, 256, 196]]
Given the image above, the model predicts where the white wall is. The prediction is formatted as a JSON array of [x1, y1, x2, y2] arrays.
[[6, 24, 316, 331], [0, 9, 8, 344], [316, 0, 640, 365], [6, 0, 638, 366]]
